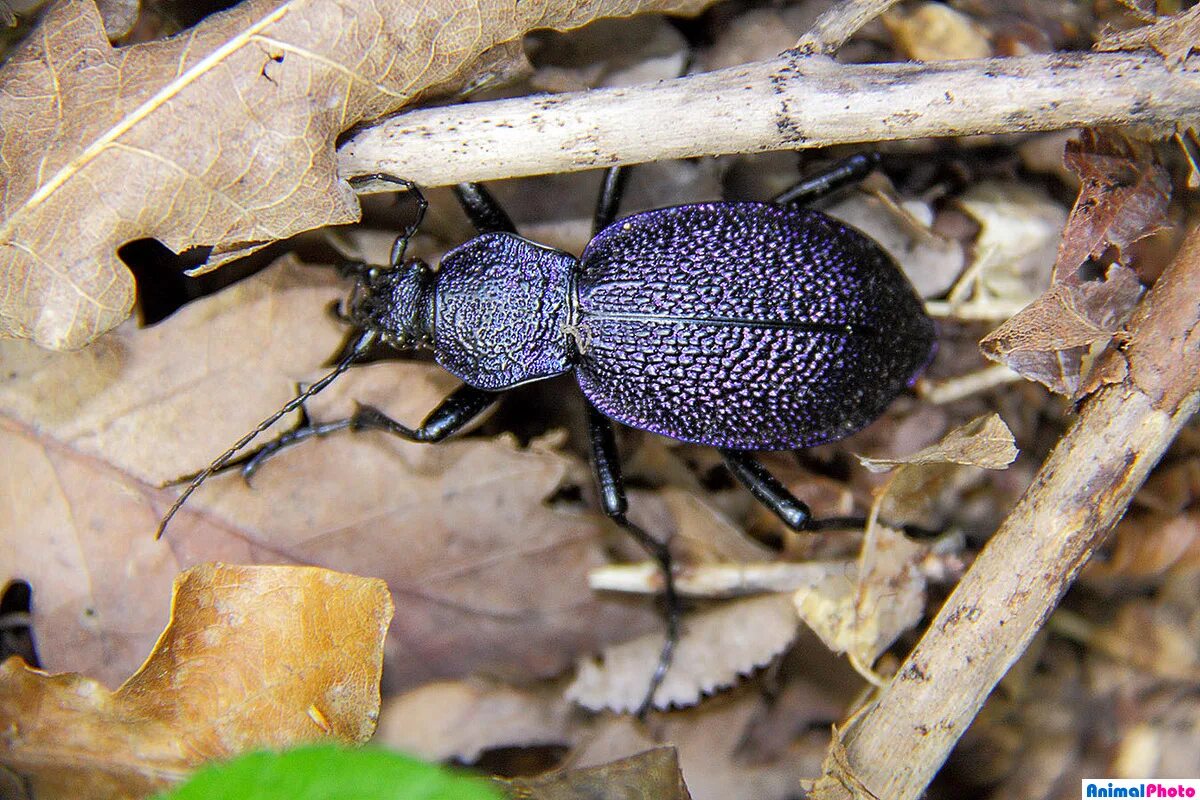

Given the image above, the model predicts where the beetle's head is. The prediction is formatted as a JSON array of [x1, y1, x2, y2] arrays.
[[345, 260, 434, 349]]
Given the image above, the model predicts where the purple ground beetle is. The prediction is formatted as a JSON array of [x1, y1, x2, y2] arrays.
[[159, 155, 936, 714]]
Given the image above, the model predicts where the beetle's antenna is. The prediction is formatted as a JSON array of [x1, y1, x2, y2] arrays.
[[155, 329, 379, 539]]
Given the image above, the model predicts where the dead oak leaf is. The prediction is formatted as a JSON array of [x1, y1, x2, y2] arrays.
[[796, 416, 1017, 676], [0, 0, 715, 351], [979, 130, 1167, 395], [499, 747, 693, 800], [857, 412, 1018, 473], [575, 693, 824, 800], [858, 413, 1018, 526], [0, 563, 392, 800], [792, 526, 927, 677], [378, 679, 574, 764]]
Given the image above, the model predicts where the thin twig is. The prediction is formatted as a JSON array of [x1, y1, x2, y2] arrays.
[[338, 51, 1200, 189], [793, 0, 904, 54], [808, 221, 1200, 800]]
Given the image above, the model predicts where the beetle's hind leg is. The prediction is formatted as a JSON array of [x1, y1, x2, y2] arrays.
[[188, 383, 501, 484], [721, 449, 870, 533], [772, 152, 880, 207], [719, 449, 813, 532], [720, 449, 940, 536], [586, 403, 680, 718]]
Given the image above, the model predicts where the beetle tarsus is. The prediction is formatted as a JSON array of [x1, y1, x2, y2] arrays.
[[239, 417, 355, 485], [155, 330, 378, 539]]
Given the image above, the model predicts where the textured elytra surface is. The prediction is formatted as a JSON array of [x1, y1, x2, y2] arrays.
[[435, 234, 575, 390], [0, 0, 717, 350], [575, 203, 935, 449]]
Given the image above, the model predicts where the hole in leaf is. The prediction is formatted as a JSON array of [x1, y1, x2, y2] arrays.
[[0, 580, 38, 668], [457, 745, 570, 777]]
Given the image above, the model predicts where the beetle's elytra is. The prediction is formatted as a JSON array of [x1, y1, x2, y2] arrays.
[[363, 200, 935, 451]]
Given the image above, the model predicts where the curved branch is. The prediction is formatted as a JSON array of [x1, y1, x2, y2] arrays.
[[338, 51, 1200, 189]]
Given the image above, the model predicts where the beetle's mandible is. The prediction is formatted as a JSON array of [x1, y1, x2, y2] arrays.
[[158, 156, 936, 715]]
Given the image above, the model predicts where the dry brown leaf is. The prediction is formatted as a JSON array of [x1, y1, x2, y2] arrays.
[[857, 413, 1017, 473], [386, 670, 841, 799], [575, 693, 825, 800], [567, 593, 799, 712], [979, 262, 1144, 396], [803, 415, 1016, 669], [657, 487, 778, 564], [0, 257, 656, 693], [858, 413, 1017, 526], [500, 747, 692, 800], [0, 562, 391, 800], [1054, 129, 1171, 280], [1097, 5, 1200, 67], [0, 0, 715, 350], [956, 182, 1065, 306], [792, 526, 927, 672], [377, 679, 573, 763], [978, 130, 1167, 395]]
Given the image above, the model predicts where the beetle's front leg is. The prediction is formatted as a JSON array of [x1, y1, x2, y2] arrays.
[[193, 383, 501, 485], [347, 173, 428, 268], [586, 403, 680, 719]]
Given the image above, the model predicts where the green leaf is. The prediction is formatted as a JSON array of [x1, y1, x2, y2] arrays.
[[156, 745, 505, 800]]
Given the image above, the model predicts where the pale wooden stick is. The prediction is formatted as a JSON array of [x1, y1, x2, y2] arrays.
[[337, 51, 1199, 189], [808, 222, 1200, 800], [794, 0, 905, 54]]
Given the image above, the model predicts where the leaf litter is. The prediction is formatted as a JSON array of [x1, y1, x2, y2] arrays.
[[2, 1, 1199, 798]]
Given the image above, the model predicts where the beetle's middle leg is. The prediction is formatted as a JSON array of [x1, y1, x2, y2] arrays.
[[203, 383, 501, 484], [586, 403, 680, 718], [773, 152, 880, 207], [453, 182, 518, 235]]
